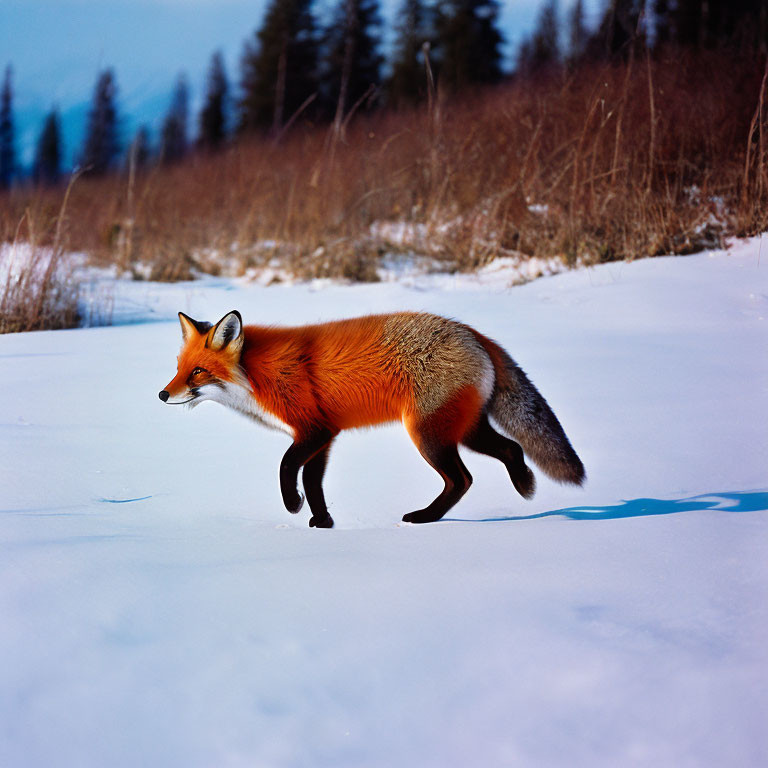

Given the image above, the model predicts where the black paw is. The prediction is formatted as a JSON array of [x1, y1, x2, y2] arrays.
[[309, 513, 334, 528], [284, 492, 305, 514], [402, 511, 438, 524]]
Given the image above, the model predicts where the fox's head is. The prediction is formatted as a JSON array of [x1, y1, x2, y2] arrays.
[[159, 310, 245, 408]]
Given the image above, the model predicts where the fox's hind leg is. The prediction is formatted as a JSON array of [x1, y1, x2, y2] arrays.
[[302, 443, 334, 528], [402, 441, 472, 524], [279, 427, 336, 517], [461, 412, 535, 499], [402, 406, 474, 524]]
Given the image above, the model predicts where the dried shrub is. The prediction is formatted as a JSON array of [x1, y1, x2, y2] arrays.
[[0, 242, 80, 333], [1, 176, 83, 333]]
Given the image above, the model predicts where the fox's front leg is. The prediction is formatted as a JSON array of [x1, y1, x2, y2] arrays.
[[279, 427, 336, 518], [302, 444, 334, 528]]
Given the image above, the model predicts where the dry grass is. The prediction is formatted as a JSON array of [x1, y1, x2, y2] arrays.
[[0, 245, 80, 333], [0, 175, 82, 333], [2, 48, 767, 290]]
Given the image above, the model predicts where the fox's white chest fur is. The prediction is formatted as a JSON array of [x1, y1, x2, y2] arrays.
[[197, 374, 294, 436]]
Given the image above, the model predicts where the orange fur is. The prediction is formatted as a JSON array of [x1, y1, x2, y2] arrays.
[[241, 319, 413, 437], [403, 386, 484, 447]]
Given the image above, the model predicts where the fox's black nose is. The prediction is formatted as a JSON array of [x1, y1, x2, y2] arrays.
[[159, 390, 169, 402]]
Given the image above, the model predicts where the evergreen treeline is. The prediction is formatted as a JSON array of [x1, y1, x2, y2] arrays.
[[0, 66, 15, 189], [522, 0, 768, 74], [1, 0, 766, 187]]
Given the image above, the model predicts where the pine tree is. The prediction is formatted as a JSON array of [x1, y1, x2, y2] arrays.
[[199, 51, 229, 149], [529, 0, 561, 72], [321, 0, 384, 128], [33, 109, 61, 185], [587, 0, 644, 60], [567, 0, 589, 62], [0, 65, 16, 189], [127, 125, 152, 171], [435, 0, 504, 92], [80, 69, 120, 176], [160, 74, 189, 164], [388, 0, 432, 108], [652, 0, 672, 48], [239, 0, 318, 134], [517, 39, 534, 75]]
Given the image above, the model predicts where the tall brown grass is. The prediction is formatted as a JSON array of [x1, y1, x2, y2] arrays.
[[2, 49, 767, 288], [0, 174, 82, 333]]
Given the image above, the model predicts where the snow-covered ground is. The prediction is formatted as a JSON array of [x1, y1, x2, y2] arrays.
[[1, 238, 767, 767]]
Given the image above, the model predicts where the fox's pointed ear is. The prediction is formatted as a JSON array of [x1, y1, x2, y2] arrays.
[[178, 312, 212, 341], [208, 310, 243, 353]]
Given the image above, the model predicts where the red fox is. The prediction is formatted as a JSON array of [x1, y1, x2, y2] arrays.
[[160, 310, 584, 527]]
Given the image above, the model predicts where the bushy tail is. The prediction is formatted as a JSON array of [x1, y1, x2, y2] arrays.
[[475, 334, 585, 486]]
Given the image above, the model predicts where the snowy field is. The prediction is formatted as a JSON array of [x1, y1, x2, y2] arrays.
[[1, 238, 767, 767]]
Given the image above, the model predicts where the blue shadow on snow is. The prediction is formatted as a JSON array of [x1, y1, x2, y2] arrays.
[[445, 490, 768, 523]]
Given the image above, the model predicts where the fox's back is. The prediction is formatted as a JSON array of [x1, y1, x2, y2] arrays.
[[240, 312, 494, 430]]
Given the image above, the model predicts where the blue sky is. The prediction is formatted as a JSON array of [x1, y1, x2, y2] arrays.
[[2, 0, 601, 168]]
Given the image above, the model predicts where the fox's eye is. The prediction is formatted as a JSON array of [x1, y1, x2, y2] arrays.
[[191, 367, 205, 376]]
